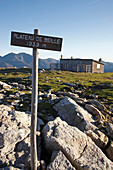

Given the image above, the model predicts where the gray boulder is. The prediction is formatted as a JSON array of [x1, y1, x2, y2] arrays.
[[106, 123, 113, 139], [86, 129, 108, 149], [0, 93, 5, 100], [106, 140, 113, 161], [0, 105, 31, 167], [85, 104, 102, 121], [89, 100, 106, 111], [42, 117, 113, 170], [57, 91, 79, 99], [0, 93, 5, 104], [49, 94, 59, 101], [17, 84, 26, 90], [47, 151, 76, 170], [0, 81, 12, 89], [53, 96, 96, 132], [53, 97, 109, 149]]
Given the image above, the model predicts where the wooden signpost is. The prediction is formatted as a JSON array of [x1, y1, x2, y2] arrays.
[[11, 29, 63, 170], [11, 31, 62, 51]]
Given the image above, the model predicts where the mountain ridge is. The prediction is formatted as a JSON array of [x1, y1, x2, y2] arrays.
[[0, 52, 113, 72], [0, 52, 59, 69]]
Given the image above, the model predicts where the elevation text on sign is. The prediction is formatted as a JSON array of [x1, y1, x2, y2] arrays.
[[11, 31, 63, 51]]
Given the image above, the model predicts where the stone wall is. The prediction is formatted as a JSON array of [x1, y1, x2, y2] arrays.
[[60, 59, 104, 73], [92, 61, 104, 73]]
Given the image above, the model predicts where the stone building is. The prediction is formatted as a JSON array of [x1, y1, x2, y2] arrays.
[[60, 56, 104, 73]]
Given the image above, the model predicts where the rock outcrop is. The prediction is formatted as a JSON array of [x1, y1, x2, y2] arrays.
[[106, 140, 113, 161], [0, 74, 113, 170], [42, 117, 113, 170], [85, 104, 102, 121], [47, 151, 76, 170], [0, 81, 12, 89], [0, 105, 31, 168], [106, 123, 113, 139], [53, 96, 109, 150], [53, 96, 96, 132]]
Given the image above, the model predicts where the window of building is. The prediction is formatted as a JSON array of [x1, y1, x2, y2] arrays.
[[97, 64, 100, 69]]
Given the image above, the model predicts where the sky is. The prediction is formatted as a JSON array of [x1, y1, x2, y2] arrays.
[[0, 0, 113, 62]]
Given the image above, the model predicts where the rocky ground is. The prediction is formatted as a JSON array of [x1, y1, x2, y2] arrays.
[[0, 79, 113, 169]]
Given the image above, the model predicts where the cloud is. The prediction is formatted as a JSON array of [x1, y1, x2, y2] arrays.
[[89, 0, 101, 4]]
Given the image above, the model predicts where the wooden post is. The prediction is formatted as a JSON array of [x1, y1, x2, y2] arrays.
[[11, 28, 63, 169], [31, 29, 40, 170]]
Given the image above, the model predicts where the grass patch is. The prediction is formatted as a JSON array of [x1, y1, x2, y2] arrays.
[[0, 68, 32, 83], [39, 71, 113, 101], [0, 68, 113, 103]]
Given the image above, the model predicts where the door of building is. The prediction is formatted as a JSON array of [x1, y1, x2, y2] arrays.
[[86, 65, 91, 73]]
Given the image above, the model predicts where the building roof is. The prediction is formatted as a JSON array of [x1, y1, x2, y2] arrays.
[[60, 58, 104, 65]]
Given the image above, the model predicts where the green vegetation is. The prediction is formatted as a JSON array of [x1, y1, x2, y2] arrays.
[[38, 99, 58, 123], [0, 68, 32, 83], [0, 68, 113, 102], [0, 68, 113, 126], [1, 68, 113, 128], [39, 71, 113, 102]]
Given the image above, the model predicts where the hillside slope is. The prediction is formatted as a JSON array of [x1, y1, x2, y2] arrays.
[[0, 53, 59, 69], [0, 53, 113, 72]]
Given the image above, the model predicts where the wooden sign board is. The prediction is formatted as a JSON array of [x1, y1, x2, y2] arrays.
[[11, 31, 63, 51]]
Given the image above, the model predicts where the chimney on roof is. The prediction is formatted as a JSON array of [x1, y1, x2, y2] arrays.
[[99, 58, 102, 63], [61, 55, 63, 59]]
